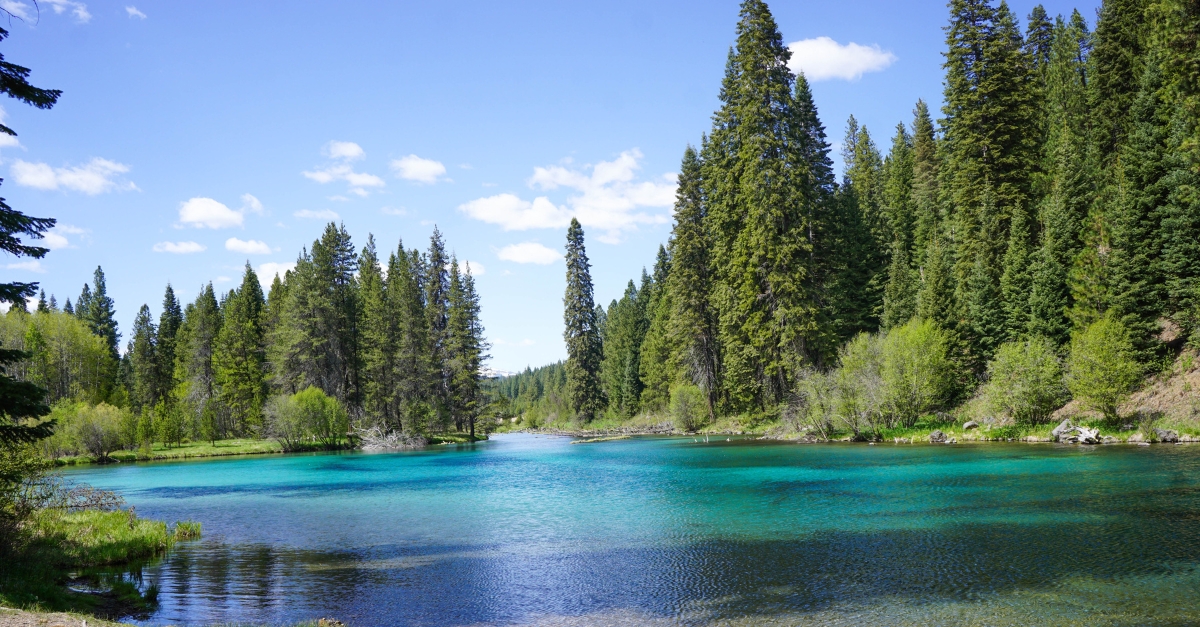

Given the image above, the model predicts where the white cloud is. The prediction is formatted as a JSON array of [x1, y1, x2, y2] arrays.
[[787, 37, 896, 82], [497, 242, 561, 265], [294, 209, 339, 220], [304, 141, 384, 196], [153, 241, 206, 254], [257, 262, 297, 286], [493, 338, 535, 346], [381, 206, 407, 216], [0, 1, 34, 20], [11, 158, 136, 195], [6, 260, 44, 273], [459, 149, 675, 242], [125, 5, 145, 18], [461, 260, 484, 276], [390, 154, 447, 184], [324, 141, 364, 161], [225, 238, 271, 255], [215, 276, 232, 284], [178, 197, 243, 229], [241, 193, 264, 214], [44, 0, 90, 22]]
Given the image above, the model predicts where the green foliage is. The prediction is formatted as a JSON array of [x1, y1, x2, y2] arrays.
[[264, 387, 349, 451], [36, 402, 130, 461], [563, 218, 604, 421], [669, 383, 707, 432], [833, 332, 885, 436], [881, 319, 954, 428], [1067, 314, 1143, 421], [0, 310, 114, 405], [214, 264, 267, 435], [983, 337, 1070, 424]]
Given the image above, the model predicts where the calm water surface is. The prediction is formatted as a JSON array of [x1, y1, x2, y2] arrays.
[[64, 434, 1200, 626]]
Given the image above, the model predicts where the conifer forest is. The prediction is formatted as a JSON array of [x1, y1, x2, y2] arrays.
[[505, 0, 1200, 436]]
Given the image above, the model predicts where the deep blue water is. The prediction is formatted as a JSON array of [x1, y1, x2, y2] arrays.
[[65, 434, 1200, 626]]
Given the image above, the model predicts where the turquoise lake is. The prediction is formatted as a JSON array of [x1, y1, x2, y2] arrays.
[[64, 434, 1200, 626]]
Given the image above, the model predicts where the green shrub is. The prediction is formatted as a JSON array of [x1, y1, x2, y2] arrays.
[[1067, 315, 1142, 422], [669, 383, 707, 432], [834, 332, 885, 435], [265, 387, 349, 451], [789, 369, 837, 439], [172, 520, 202, 541], [881, 319, 953, 428], [983, 336, 1069, 424]]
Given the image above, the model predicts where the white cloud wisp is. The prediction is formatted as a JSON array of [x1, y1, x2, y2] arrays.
[[125, 5, 145, 18], [304, 141, 384, 196], [11, 158, 136, 195], [226, 238, 271, 255], [458, 149, 675, 243], [787, 37, 896, 82], [294, 209, 339, 220], [497, 242, 561, 265], [391, 155, 447, 184], [178, 198, 243, 229], [153, 241, 206, 254]]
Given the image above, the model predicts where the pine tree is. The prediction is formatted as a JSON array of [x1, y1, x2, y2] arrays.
[[834, 117, 888, 337], [563, 218, 604, 421], [638, 245, 674, 411], [389, 243, 433, 432], [35, 289, 47, 313], [910, 100, 941, 271], [667, 146, 720, 418], [176, 284, 223, 436], [446, 258, 488, 436], [358, 235, 396, 429], [156, 285, 183, 403], [881, 122, 918, 329], [83, 267, 120, 362], [1090, 0, 1151, 162], [424, 227, 451, 426], [214, 263, 267, 435], [127, 304, 158, 413]]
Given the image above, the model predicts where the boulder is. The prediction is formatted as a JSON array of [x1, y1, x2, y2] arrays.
[[1051, 419, 1074, 442], [963, 421, 979, 431], [1102, 435, 1119, 444], [1155, 428, 1180, 443], [1122, 423, 1135, 431], [1129, 432, 1145, 443], [929, 430, 947, 443]]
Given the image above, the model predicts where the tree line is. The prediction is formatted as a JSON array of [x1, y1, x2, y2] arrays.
[[539, 0, 1200, 425], [2, 223, 491, 448]]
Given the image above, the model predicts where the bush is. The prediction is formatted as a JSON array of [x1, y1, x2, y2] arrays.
[[789, 369, 837, 439], [834, 332, 885, 435], [74, 404, 128, 460], [881, 319, 953, 428], [265, 387, 349, 451], [1067, 314, 1142, 422], [983, 336, 1069, 424], [669, 384, 707, 432]]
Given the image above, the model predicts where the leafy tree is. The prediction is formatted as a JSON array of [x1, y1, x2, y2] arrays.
[[1066, 314, 1142, 421], [563, 218, 604, 421], [983, 336, 1069, 424], [881, 319, 954, 428]]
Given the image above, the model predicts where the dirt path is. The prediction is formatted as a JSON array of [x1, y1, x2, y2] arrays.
[[0, 608, 128, 627]]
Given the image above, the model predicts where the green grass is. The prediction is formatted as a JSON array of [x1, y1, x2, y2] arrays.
[[54, 438, 284, 465], [0, 508, 201, 616]]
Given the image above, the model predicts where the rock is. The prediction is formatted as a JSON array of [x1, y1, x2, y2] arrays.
[[929, 430, 947, 443], [1122, 423, 1135, 431], [1137, 442, 1151, 447], [1102, 435, 1118, 444], [963, 421, 979, 431], [947, 437, 957, 444], [1155, 428, 1180, 443], [1076, 426, 1101, 445], [1129, 432, 1145, 443], [1051, 419, 1074, 442]]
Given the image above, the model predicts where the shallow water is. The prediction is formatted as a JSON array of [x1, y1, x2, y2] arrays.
[[64, 434, 1200, 626]]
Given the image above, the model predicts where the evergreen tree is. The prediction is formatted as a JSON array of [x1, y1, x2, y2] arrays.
[[910, 100, 942, 273], [82, 267, 120, 362], [1089, 0, 1151, 162], [834, 117, 888, 337], [881, 122, 918, 329], [176, 284, 223, 436], [389, 243, 433, 432], [667, 146, 720, 418], [424, 227, 451, 426], [358, 235, 396, 429], [563, 218, 604, 421], [638, 245, 674, 411], [127, 304, 158, 413], [156, 285, 183, 403], [214, 263, 266, 435], [35, 289, 47, 313], [446, 258, 488, 436]]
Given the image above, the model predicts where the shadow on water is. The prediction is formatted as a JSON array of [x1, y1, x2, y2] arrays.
[[144, 508, 1200, 626]]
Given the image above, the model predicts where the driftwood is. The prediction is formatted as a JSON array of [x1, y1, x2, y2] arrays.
[[354, 427, 428, 451]]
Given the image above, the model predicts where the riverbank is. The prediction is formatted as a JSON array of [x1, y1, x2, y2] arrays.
[[0, 608, 345, 627], [51, 433, 484, 466], [0, 509, 201, 618]]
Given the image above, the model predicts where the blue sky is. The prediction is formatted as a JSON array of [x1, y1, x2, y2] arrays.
[[2, 0, 1099, 372]]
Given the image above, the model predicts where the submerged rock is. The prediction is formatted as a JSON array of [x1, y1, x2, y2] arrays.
[[1155, 428, 1180, 443], [963, 421, 979, 431]]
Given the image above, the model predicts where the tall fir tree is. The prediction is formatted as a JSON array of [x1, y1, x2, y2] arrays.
[[156, 285, 183, 403], [563, 218, 604, 421], [358, 235, 397, 429], [214, 263, 267, 435], [446, 258, 488, 436], [424, 227, 451, 426], [127, 304, 158, 414], [667, 146, 721, 417]]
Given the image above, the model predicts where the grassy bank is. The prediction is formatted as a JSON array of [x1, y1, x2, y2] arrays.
[[0, 509, 200, 617]]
